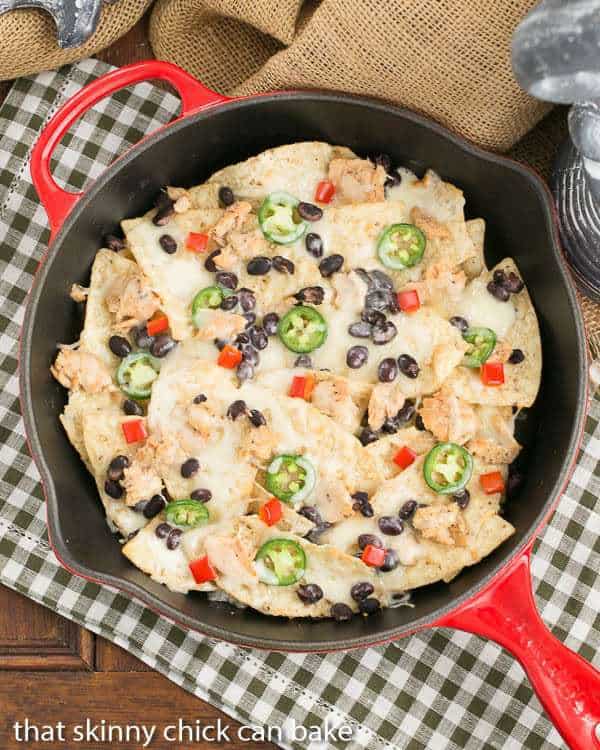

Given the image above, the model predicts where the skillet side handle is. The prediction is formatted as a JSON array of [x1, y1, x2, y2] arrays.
[[436, 544, 600, 750], [30, 60, 229, 239]]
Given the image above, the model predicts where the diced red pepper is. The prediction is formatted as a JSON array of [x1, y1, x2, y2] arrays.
[[121, 418, 147, 444], [186, 232, 209, 253], [288, 374, 315, 401], [393, 445, 417, 470], [259, 498, 283, 527], [361, 544, 386, 567], [397, 289, 421, 313], [217, 344, 242, 369], [481, 361, 505, 386], [314, 180, 335, 204], [480, 471, 505, 495], [189, 555, 217, 584], [146, 314, 169, 336]]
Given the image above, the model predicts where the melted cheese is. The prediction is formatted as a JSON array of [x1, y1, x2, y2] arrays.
[[455, 277, 516, 339]]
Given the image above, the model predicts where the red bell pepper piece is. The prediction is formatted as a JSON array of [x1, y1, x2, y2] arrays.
[[217, 345, 242, 369], [121, 418, 147, 444], [259, 498, 283, 527], [186, 232, 209, 253], [480, 471, 505, 495], [314, 180, 335, 204], [481, 361, 505, 386], [397, 289, 420, 313], [393, 445, 417, 470], [361, 544, 386, 567], [189, 555, 218, 584], [146, 314, 169, 336], [288, 374, 315, 400]]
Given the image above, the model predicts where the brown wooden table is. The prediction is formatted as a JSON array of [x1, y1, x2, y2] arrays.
[[0, 14, 276, 750]]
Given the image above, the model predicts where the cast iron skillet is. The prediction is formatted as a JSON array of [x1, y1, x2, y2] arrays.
[[20, 61, 600, 748]]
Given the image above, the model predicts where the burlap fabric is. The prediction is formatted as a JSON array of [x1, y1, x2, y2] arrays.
[[150, 0, 551, 152], [0, 1, 151, 80]]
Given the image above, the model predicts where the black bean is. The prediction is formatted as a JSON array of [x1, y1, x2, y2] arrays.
[[153, 200, 175, 226], [305, 232, 323, 258], [487, 280, 510, 302], [237, 360, 254, 381], [249, 326, 268, 350], [347, 345, 369, 369], [262, 312, 279, 336], [454, 489, 470, 509], [133, 500, 148, 513], [107, 454, 130, 481], [193, 393, 207, 404], [216, 271, 238, 290], [387, 292, 401, 315], [248, 409, 266, 427], [220, 294, 238, 311], [380, 548, 399, 572], [415, 414, 426, 431], [507, 469, 524, 499], [381, 418, 398, 435], [123, 398, 144, 417], [359, 427, 379, 446], [247, 256, 272, 275], [365, 290, 390, 312], [396, 401, 416, 423], [449, 316, 469, 333], [358, 533, 383, 550], [240, 344, 259, 366], [369, 270, 395, 291], [294, 286, 325, 305], [167, 528, 183, 550], [358, 597, 381, 615], [150, 334, 177, 358], [372, 320, 397, 345], [108, 335, 132, 358], [504, 272, 524, 293], [398, 354, 420, 379], [191, 488, 212, 503], [361, 309, 386, 326], [243, 312, 256, 328], [294, 354, 313, 368], [181, 458, 200, 478], [214, 338, 228, 350], [132, 324, 154, 350], [319, 254, 344, 278], [298, 505, 322, 524], [399, 500, 418, 520], [273, 255, 295, 274], [104, 233, 125, 252], [509, 348, 525, 364], [159, 234, 177, 254], [350, 581, 374, 602], [104, 479, 123, 499], [305, 522, 332, 543], [227, 400, 247, 419], [155, 522, 172, 539], [373, 153, 392, 172], [218, 186, 235, 207], [144, 494, 166, 519], [204, 250, 221, 272], [351, 491, 374, 518], [331, 603, 354, 622], [297, 583, 324, 604], [377, 357, 398, 383], [346, 322, 370, 341], [297, 201, 323, 222], [238, 288, 256, 312], [378, 516, 404, 535]]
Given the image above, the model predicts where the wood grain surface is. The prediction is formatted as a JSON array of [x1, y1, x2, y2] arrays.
[[0, 13, 277, 750]]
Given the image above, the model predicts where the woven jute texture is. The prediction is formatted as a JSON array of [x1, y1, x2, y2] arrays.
[[0, 1, 151, 80], [150, 0, 551, 152]]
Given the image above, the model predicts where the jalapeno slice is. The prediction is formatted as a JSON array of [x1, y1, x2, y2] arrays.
[[278, 305, 327, 353], [255, 538, 306, 586], [258, 191, 307, 245], [165, 500, 210, 528], [191, 286, 229, 328], [117, 352, 159, 400], [462, 327, 497, 368], [377, 223, 426, 270], [265, 454, 316, 504], [424, 442, 474, 494]]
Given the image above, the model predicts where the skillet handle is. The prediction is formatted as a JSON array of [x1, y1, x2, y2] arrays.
[[436, 543, 600, 750], [30, 60, 229, 239]]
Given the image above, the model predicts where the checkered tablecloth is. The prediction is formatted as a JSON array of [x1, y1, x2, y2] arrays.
[[0, 58, 598, 750]]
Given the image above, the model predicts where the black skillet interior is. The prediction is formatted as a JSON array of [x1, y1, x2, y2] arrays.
[[22, 93, 586, 651]]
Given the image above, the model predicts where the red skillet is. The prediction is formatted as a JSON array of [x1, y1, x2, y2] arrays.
[[21, 61, 600, 749]]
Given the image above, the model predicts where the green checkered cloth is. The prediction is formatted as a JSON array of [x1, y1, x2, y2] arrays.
[[0, 58, 597, 750]]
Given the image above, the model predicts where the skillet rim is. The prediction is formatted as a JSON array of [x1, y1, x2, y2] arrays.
[[19, 90, 588, 652]]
